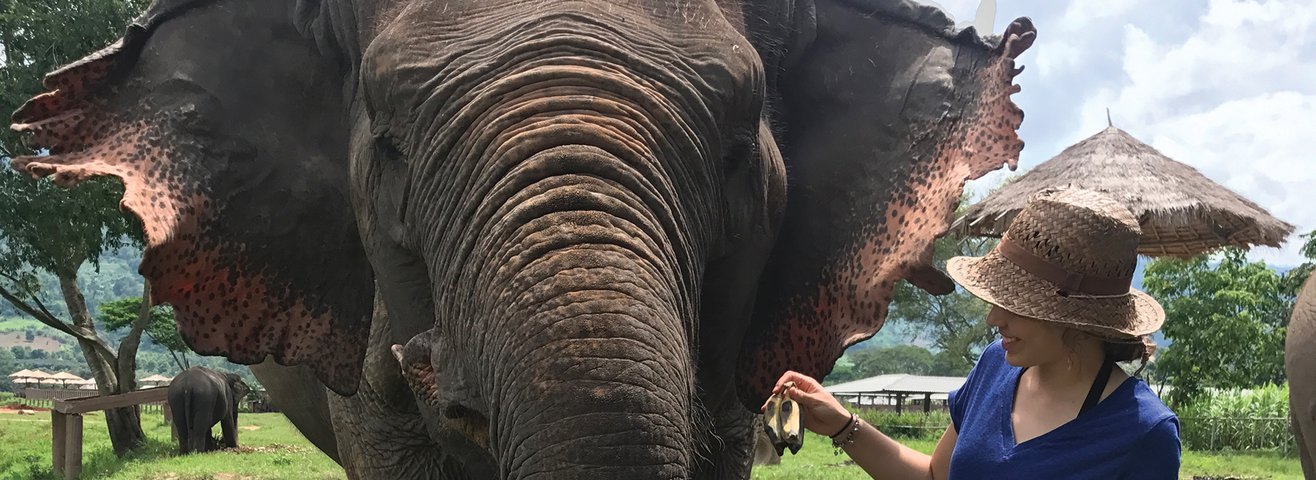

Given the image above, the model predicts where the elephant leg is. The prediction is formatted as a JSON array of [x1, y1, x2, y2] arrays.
[[169, 391, 190, 452], [175, 410, 192, 454], [221, 411, 239, 449], [189, 395, 218, 453], [752, 426, 782, 466], [1293, 409, 1315, 476]]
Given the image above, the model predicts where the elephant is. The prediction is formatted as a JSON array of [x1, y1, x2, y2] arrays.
[[167, 367, 251, 454], [1287, 274, 1315, 477], [9, 0, 1036, 477]]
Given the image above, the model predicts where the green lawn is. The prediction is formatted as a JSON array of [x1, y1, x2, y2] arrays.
[[0, 411, 344, 480], [750, 432, 1303, 480], [0, 412, 1301, 479]]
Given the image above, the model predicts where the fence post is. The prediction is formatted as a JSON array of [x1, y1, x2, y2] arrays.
[[164, 401, 177, 440], [64, 414, 82, 480], [51, 411, 66, 475], [1210, 418, 1217, 451]]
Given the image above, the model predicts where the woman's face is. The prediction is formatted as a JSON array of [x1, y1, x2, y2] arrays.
[[985, 305, 1067, 368]]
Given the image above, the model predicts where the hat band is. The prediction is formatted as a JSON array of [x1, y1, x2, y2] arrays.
[[996, 237, 1132, 296]]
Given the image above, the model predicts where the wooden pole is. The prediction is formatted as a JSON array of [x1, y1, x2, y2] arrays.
[[51, 411, 67, 475], [64, 414, 83, 480], [924, 393, 932, 414]]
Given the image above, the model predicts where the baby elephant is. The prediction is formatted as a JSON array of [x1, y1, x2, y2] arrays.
[[167, 367, 250, 454]]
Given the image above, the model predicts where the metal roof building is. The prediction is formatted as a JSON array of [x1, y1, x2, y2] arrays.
[[826, 374, 967, 414]]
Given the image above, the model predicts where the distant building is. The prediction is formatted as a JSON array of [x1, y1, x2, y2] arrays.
[[826, 374, 967, 414]]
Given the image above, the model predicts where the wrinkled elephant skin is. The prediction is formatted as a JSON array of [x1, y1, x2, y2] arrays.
[[10, 0, 1035, 477], [167, 367, 250, 454], [1287, 275, 1316, 477]]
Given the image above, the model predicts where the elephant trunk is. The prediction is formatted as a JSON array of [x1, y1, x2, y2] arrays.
[[396, 45, 720, 475], [481, 147, 697, 479]]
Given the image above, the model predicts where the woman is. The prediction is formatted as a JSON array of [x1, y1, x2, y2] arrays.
[[767, 188, 1180, 479]]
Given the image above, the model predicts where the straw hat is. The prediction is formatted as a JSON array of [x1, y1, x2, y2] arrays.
[[947, 188, 1165, 338]]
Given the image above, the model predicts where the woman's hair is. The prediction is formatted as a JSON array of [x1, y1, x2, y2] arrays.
[[1062, 329, 1157, 374], [1103, 335, 1156, 365]]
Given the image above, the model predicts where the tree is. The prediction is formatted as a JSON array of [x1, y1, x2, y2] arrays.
[[0, 347, 15, 392], [99, 297, 191, 371], [0, 0, 153, 455], [1143, 247, 1306, 406], [1281, 231, 1315, 296], [850, 345, 936, 377], [887, 194, 997, 370]]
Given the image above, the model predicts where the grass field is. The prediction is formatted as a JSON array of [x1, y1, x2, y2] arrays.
[[0, 413, 1302, 479], [751, 432, 1304, 480], [0, 411, 344, 480]]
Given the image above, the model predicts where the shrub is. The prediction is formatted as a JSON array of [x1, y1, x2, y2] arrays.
[[853, 409, 951, 441]]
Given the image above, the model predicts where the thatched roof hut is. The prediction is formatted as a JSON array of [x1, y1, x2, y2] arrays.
[[956, 126, 1295, 257], [139, 374, 172, 385]]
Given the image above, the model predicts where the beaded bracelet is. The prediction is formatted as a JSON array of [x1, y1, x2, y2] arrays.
[[828, 413, 856, 439], [832, 417, 862, 455]]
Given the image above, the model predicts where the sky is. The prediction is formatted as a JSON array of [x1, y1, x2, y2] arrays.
[[921, 0, 1315, 267]]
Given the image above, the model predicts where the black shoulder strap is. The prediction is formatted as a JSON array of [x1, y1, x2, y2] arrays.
[[1080, 357, 1116, 417]]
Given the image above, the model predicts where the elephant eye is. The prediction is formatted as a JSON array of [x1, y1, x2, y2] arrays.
[[722, 127, 758, 176], [375, 134, 407, 163]]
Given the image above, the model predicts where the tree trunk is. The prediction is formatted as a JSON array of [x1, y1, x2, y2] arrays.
[[57, 272, 144, 456]]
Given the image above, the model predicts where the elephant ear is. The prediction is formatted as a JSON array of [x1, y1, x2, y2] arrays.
[[9, 0, 373, 395], [737, 0, 1034, 407]]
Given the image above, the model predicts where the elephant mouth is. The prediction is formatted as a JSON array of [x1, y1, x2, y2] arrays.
[[392, 331, 492, 450]]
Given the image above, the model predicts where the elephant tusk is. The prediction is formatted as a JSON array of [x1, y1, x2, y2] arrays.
[[390, 344, 405, 364]]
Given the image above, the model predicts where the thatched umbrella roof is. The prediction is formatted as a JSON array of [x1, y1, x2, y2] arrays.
[[50, 372, 83, 381], [7, 369, 36, 378], [956, 126, 1295, 257], [16, 369, 53, 380]]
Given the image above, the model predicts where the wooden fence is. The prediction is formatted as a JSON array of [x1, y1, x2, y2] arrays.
[[20, 388, 168, 413], [48, 387, 172, 480]]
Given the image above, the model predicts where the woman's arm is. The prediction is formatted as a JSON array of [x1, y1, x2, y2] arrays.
[[767, 371, 958, 480], [839, 417, 956, 480]]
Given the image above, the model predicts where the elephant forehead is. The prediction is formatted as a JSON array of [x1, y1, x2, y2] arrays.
[[360, 2, 764, 137]]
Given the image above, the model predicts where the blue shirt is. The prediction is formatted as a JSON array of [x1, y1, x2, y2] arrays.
[[947, 341, 1181, 479]]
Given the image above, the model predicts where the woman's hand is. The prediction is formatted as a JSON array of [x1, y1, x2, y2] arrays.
[[762, 371, 854, 436]]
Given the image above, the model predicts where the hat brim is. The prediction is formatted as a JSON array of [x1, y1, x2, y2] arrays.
[[947, 250, 1165, 338]]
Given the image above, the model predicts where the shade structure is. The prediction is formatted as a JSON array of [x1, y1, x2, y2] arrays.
[[956, 126, 1295, 257], [11, 369, 53, 384], [139, 374, 173, 385], [50, 372, 83, 381]]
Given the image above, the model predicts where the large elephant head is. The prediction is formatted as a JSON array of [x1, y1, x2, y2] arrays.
[[10, 0, 1032, 477]]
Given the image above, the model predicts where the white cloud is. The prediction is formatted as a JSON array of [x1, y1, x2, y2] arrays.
[[1145, 91, 1316, 264], [1099, 0, 1316, 264], [1056, 0, 1140, 31], [969, 0, 1315, 265]]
